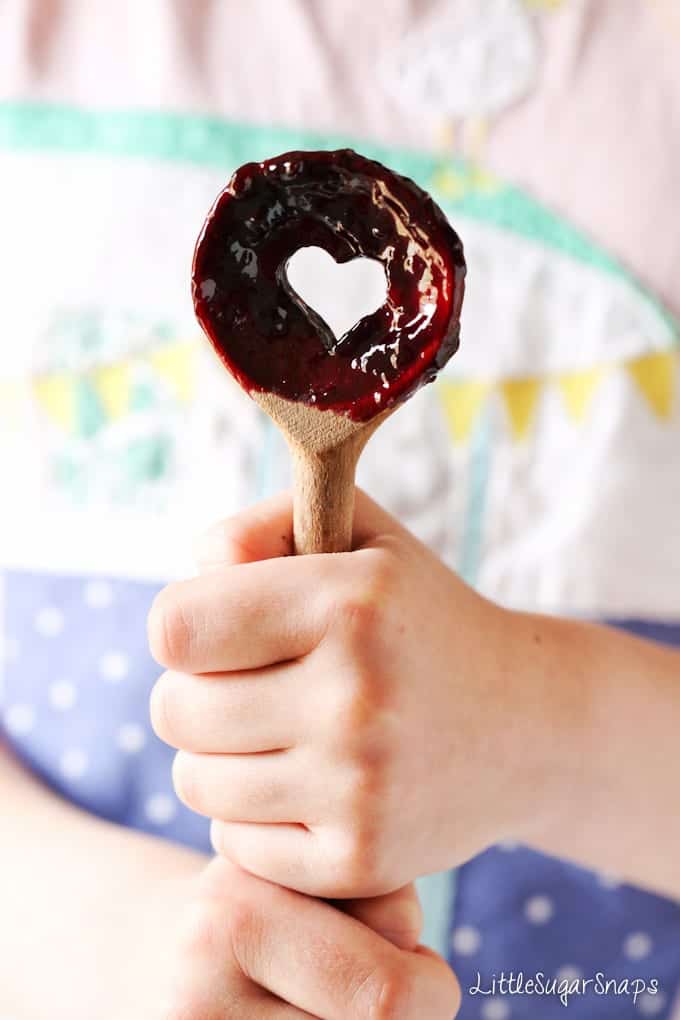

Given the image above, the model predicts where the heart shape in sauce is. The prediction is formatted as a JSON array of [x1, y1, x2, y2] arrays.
[[286, 247, 387, 345], [192, 148, 466, 422]]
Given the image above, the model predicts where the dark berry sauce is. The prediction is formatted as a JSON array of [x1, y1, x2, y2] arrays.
[[192, 148, 466, 421]]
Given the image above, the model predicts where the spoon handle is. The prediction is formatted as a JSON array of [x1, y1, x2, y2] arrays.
[[288, 440, 361, 555]]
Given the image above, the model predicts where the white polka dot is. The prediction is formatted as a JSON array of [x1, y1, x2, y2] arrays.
[[555, 966, 582, 984], [3, 703, 35, 736], [624, 932, 653, 961], [84, 579, 114, 609], [145, 793, 177, 825], [598, 872, 621, 889], [524, 895, 554, 925], [117, 723, 147, 754], [481, 1000, 510, 1020], [497, 840, 519, 852], [451, 925, 482, 956], [99, 651, 129, 682], [637, 991, 666, 1016], [59, 748, 89, 780], [34, 606, 64, 637], [49, 680, 77, 711]]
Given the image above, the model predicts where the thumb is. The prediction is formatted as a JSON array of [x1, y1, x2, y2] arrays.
[[338, 883, 423, 952], [194, 487, 405, 571], [194, 491, 294, 569]]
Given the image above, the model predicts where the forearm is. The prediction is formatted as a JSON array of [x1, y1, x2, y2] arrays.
[[510, 612, 680, 899], [0, 741, 206, 1017]]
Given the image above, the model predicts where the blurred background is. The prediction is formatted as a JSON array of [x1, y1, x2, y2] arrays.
[[1, 2, 679, 1018]]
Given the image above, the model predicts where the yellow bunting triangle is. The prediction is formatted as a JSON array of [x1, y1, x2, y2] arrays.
[[501, 379, 541, 439], [556, 366, 606, 422], [33, 375, 76, 431], [626, 350, 676, 420], [438, 379, 490, 442], [150, 342, 196, 403], [91, 362, 131, 420]]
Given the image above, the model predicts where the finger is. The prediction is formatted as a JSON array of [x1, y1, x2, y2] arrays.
[[195, 490, 294, 570], [171, 928, 317, 1020], [194, 486, 404, 574], [211, 819, 327, 896], [174, 749, 318, 825], [238, 990, 319, 1019], [171, 982, 317, 1020], [150, 664, 304, 754], [339, 884, 423, 952], [147, 557, 331, 673], [228, 865, 461, 1020]]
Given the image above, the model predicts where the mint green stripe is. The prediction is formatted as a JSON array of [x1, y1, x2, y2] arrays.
[[1, 101, 677, 338], [448, 191, 680, 340], [0, 101, 432, 174]]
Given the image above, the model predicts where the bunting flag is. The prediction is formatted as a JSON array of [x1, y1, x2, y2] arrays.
[[33, 374, 77, 431], [501, 378, 541, 439], [20, 341, 680, 442], [438, 379, 491, 441], [149, 342, 196, 403], [91, 362, 131, 420], [555, 366, 606, 422], [626, 350, 675, 420]]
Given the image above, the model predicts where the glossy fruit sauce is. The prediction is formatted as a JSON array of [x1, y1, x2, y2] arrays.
[[192, 148, 466, 421]]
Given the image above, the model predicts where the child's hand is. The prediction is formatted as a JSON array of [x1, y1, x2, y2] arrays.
[[145, 857, 460, 1019], [149, 491, 568, 898], [0, 739, 460, 1019]]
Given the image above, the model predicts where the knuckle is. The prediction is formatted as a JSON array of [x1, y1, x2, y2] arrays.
[[220, 516, 258, 563], [332, 669, 394, 755], [342, 757, 387, 833], [359, 545, 400, 601], [227, 895, 263, 978], [330, 550, 392, 633], [370, 958, 461, 1020], [148, 585, 193, 669], [358, 963, 414, 1020], [333, 823, 385, 898], [376, 969, 414, 1020], [336, 592, 383, 647]]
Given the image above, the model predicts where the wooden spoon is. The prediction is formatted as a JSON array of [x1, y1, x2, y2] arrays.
[[253, 391, 393, 555], [191, 149, 466, 556]]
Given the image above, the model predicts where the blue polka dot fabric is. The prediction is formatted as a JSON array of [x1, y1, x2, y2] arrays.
[[448, 622, 680, 1020], [449, 845, 680, 1019], [0, 568, 210, 853], [2, 569, 679, 1018]]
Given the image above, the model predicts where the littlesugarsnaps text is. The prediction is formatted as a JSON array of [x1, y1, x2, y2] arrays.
[[469, 971, 660, 1008]]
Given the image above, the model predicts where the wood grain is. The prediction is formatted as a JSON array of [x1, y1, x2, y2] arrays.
[[253, 392, 392, 554]]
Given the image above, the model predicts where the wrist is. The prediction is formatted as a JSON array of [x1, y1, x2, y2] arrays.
[[491, 608, 593, 848]]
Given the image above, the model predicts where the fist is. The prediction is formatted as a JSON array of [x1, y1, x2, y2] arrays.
[[158, 857, 460, 1019], [149, 490, 540, 898]]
